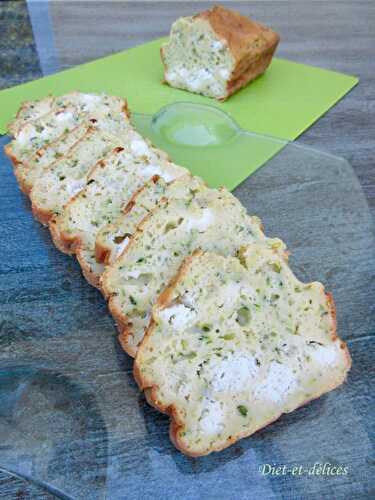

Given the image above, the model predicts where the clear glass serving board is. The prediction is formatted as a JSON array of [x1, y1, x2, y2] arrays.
[[0, 105, 374, 500]]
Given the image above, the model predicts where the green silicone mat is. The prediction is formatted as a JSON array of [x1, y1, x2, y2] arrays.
[[0, 38, 358, 188]]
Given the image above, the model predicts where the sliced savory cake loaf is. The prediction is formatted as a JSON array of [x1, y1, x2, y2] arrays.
[[134, 245, 351, 456], [7, 96, 55, 136], [101, 188, 284, 357], [95, 174, 206, 265], [50, 146, 189, 287], [161, 6, 279, 100], [30, 127, 121, 225], [7, 92, 127, 138], [5, 93, 129, 166]]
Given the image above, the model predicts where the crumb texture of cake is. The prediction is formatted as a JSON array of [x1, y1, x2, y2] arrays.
[[161, 6, 279, 100], [102, 187, 283, 356], [15, 122, 89, 195], [95, 174, 206, 265], [134, 245, 351, 456], [30, 127, 121, 225], [7, 96, 55, 136]]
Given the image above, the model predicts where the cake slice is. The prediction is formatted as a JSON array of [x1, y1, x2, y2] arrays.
[[95, 174, 205, 265], [161, 6, 279, 100], [30, 128, 122, 225], [50, 146, 189, 287], [14, 122, 90, 195], [101, 188, 283, 356], [134, 245, 351, 456]]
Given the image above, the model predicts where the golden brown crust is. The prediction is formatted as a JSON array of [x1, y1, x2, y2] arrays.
[[95, 245, 110, 266], [4, 94, 133, 287], [160, 47, 167, 80], [123, 175, 160, 214], [199, 6, 279, 62], [7, 101, 129, 212], [3, 146, 33, 195], [138, 339, 351, 456], [117, 330, 130, 353], [134, 250, 352, 457], [13, 166, 33, 196], [200, 6, 279, 100], [101, 211, 153, 299], [50, 221, 78, 253], [4, 144, 21, 167], [157, 249, 203, 310], [104, 201, 273, 360], [105, 188, 233, 358], [76, 248, 102, 289], [31, 204, 54, 226], [133, 251, 203, 375], [224, 46, 277, 100], [48, 217, 77, 254]]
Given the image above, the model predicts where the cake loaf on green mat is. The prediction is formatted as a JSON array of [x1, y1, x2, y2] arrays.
[[161, 6, 279, 100]]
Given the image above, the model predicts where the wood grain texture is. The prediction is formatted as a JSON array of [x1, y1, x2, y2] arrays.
[[0, 470, 55, 500], [49, 1, 375, 221]]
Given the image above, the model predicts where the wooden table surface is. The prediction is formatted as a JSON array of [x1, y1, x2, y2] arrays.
[[0, 1, 374, 498]]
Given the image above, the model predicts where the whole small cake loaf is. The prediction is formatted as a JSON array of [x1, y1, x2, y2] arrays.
[[134, 245, 351, 456], [161, 5, 280, 100]]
